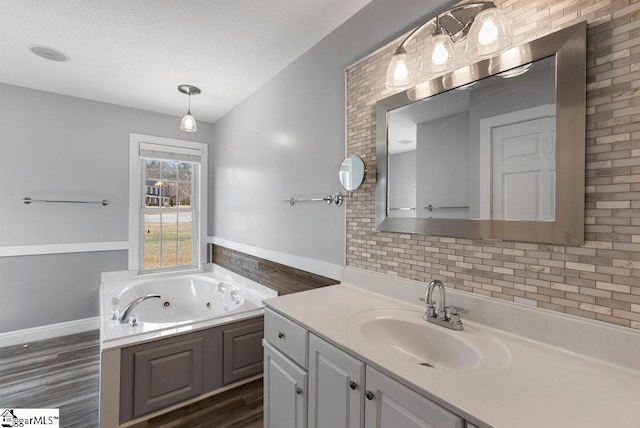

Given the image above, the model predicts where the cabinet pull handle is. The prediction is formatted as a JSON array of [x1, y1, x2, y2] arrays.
[[365, 390, 374, 400], [278, 332, 285, 339], [349, 380, 358, 390], [296, 387, 303, 395]]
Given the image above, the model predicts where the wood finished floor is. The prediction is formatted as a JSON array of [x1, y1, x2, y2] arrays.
[[0, 330, 264, 428]]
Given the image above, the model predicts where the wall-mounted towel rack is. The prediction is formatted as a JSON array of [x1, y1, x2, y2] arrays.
[[424, 204, 468, 212], [284, 193, 347, 207], [284, 196, 333, 206], [389, 207, 416, 211], [22, 197, 109, 206]]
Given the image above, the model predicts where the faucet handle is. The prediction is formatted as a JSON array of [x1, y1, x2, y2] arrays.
[[448, 305, 468, 315]]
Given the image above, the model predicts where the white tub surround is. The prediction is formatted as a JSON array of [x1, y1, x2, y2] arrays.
[[100, 265, 277, 350], [100, 265, 277, 427], [264, 270, 640, 428]]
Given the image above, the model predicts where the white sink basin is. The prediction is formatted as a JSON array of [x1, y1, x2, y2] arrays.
[[348, 308, 510, 371], [360, 318, 480, 370]]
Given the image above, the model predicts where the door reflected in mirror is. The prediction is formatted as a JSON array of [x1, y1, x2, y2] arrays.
[[387, 55, 556, 221], [339, 154, 366, 192]]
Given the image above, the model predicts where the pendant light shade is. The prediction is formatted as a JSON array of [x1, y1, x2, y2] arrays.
[[465, 8, 512, 59], [178, 85, 201, 133], [422, 31, 456, 77], [385, 48, 415, 90], [180, 111, 197, 132]]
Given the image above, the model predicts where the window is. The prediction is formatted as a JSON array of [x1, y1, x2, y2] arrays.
[[129, 134, 207, 273]]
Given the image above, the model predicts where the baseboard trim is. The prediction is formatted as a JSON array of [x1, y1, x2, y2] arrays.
[[0, 317, 99, 348]]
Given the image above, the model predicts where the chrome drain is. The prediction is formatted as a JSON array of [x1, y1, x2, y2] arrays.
[[206, 302, 212, 309], [163, 301, 170, 308]]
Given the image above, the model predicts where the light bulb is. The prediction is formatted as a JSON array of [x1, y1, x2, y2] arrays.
[[386, 51, 414, 89], [393, 56, 409, 81], [465, 8, 512, 60], [478, 19, 499, 46], [431, 40, 449, 65], [180, 111, 197, 132]]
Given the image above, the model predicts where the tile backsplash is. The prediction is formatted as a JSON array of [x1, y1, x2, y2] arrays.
[[346, 0, 640, 330]]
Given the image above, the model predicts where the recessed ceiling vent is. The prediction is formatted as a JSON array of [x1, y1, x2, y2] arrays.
[[29, 45, 69, 62]]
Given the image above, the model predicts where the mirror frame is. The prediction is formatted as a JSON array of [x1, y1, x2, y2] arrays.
[[376, 21, 586, 245]]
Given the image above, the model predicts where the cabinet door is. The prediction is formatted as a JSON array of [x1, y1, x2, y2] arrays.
[[308, 334, 365, 428], [364, 366, 464, 428], [132, 337, 203, 418], [264, 341, 308, 428], [223, 318, 264, 384]]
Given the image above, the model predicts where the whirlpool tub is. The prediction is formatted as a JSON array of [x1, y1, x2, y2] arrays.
[[99, 264, 277, 427]]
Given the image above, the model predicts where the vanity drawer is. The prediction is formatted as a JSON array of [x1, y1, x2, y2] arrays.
[[265, 308, 308, 368]]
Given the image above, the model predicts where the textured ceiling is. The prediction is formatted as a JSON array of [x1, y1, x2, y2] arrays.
[[0, 0, 371, 123]]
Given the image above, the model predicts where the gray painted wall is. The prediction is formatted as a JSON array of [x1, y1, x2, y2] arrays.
[[0, 84, 213, 245], [0, 252, 127, 332], [388, 151, 416, 218], [417, 113, 470, 219], [210, 0, 457, 266], [0, 84, 213, 332]]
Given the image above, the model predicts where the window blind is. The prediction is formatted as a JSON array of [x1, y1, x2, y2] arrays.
[[139, 142, 202, 163]]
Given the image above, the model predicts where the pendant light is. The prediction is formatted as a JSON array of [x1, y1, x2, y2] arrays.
[[178, 85, 201, 133]]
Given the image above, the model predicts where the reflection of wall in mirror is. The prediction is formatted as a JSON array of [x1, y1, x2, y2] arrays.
[[468, 59, 556, 218], [417, 112, 470, 219], [340, 156, 366, 191], [388, 151, 416, 217], [339, 157, 352, 189]]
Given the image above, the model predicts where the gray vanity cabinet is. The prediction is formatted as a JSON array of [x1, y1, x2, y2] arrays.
[[264, 341, 308, 428], [364, 366, 464, 428], [223, 319, 265, 384], [119, 315, 264, 424], [120, 330, 216, 422], [131, 336, 204, 418], [308, 334, 365, 428]]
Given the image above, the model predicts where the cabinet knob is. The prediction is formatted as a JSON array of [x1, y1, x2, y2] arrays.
[[296, 387, 303, 395], [365, 390, 374, 400], [349, 380, 358, 390], [278, 332, 285, 339]]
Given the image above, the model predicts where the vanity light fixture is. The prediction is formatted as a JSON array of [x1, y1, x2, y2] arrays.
[[385, 1, 511, 89], [178, 84, 201, 133]]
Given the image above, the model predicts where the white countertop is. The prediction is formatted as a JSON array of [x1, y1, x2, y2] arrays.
[[264, 283, 640, 428]]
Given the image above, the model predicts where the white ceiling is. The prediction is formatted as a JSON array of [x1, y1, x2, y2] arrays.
[[0, 0, 371, 124]]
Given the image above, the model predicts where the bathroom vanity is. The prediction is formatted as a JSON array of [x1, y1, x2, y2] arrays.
[[262, 269, 640, 428]]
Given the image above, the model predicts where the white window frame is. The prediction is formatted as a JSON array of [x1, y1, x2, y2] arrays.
[[128, 133, 208, 273]]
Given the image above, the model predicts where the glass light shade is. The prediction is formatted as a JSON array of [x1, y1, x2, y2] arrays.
[[465, 8, 512, 60], [180, 111, 197, 132], [385, 51, 415, 90], [422, 32, 456, 77]]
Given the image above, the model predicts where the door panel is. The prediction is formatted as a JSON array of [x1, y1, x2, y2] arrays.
[[492, 116, 556, 220], [308, 334, 365, 428], [264, 341, 307, 428], [364, 366, 463, 428]]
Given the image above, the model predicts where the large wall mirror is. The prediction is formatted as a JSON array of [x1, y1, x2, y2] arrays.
[[376, 21, 586, 245]]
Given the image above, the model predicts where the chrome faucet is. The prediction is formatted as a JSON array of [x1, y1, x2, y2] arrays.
[[424, 280, 467, 331], [118, 294, 161, 323]]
